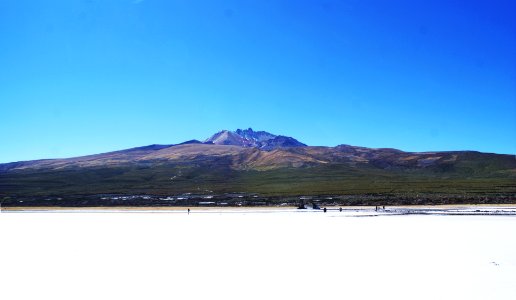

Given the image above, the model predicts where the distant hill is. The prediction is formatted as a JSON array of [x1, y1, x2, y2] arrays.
[[1, 128, 515, 204]]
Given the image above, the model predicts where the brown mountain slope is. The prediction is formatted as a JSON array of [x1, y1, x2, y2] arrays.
[[1, 143, 515, 176], [1, 143, 515, 202]]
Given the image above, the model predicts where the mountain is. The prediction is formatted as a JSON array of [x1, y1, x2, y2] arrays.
[[205, 128, 306, 150], [1, 129, 515, 205]]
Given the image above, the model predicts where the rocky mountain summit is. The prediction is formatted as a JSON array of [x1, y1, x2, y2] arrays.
[[205, 128, 306, 150]]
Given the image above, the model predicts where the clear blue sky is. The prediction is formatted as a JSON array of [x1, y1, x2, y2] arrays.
[[1, 0, 515, 163]]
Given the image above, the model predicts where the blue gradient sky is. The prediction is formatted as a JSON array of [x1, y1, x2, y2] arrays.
[[1, 0, 515, 163]]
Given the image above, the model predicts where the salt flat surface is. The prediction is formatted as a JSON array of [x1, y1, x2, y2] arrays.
[[1, 211, 515, 300]]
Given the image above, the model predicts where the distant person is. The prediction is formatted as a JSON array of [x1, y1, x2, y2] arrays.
[[323, 207, 327, 213], [188, 208, 190, 215], [339, 207, 342, 212]]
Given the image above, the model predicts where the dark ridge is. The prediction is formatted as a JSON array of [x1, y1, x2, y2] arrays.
[[178, 140, 203, 145], [126, 144, 172, 151], [0, 160, 53, 172]]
